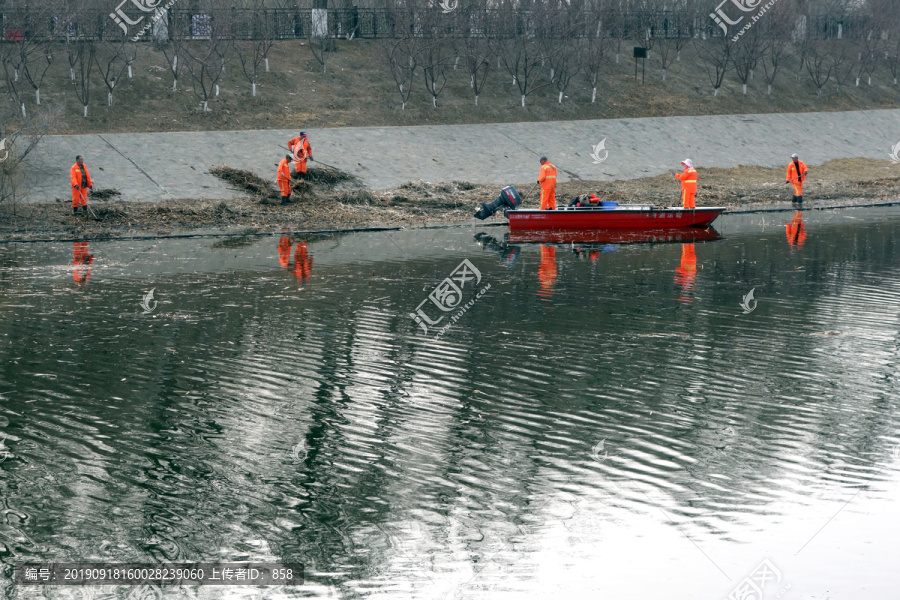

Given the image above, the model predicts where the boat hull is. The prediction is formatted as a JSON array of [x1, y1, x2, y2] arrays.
[[507, 206, 726, 230]]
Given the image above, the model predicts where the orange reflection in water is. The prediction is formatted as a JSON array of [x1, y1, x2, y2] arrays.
[[674, 243, 697, 304], [786, 211, 807, 249], [538, 245, 557, 300], [72, 241, 93, 283]]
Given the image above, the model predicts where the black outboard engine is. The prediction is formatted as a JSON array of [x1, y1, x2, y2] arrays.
[[474, 186, 522, 220]]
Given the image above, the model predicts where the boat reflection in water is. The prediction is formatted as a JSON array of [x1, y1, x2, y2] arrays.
[[506, 226, 721, 245], [786, 211, 807, 249], [478, 227, 721, 303]]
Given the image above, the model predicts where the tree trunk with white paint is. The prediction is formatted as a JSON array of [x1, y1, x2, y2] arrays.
[[521, 95, 525, 107], [35, 89, 41, 104], [252, 82, 257, 96], [265, 57, 269, 72], [743, 83, 747, 94], [592, 87, 597, 103], [558, 91, 563, 103], [83, 105, 88, 117], [474, 95, 479, 106]]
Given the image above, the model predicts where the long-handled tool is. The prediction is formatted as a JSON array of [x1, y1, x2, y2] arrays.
[[522, 183, 538, 205]]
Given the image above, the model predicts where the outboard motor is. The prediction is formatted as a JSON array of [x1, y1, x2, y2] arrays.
[[474, 186, 522, 220]]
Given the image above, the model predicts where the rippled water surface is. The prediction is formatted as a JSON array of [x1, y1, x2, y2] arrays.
[[2, 207, 900, 599]]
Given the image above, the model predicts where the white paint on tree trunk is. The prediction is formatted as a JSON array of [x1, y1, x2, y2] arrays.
[[35, 89, 41, 104], [558, 91, 563, 103], [474, 95, 479, 106], [108, 92, 113, 106], [768, 84, 773, 95], [265, 57, 269, 72], [714, 87, 719, 96], [83, 105, 88, 118], [521, 95, 525, 107], [662, 69, 667, 81], [128, 65, 133, 78], [252, 82, 257, 96], [592, 87, 597, 103], [21, 103, 26, 118], [215, 84, 219, 96], [743, 83, 747, 94]]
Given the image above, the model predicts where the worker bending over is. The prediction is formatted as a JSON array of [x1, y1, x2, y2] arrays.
[[70, 155, 93, 215], [277, 154, 292, 205], [538, 157, 557, 210], [673, 159, 697, 209], [287, 131, 313, 179], [786, 153, 809, 205]]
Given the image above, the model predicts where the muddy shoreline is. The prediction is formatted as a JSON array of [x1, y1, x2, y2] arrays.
[[2, 159, 898, 242]]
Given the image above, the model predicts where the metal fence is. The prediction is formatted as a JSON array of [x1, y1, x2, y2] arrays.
[[0, 8, 882, 43]]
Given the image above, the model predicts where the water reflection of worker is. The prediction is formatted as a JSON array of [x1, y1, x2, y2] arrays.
[[674, 243, 697, 303], [72, 241, 93, 283], [293, 242, 313, 282], [785, 211, 807, 248], [538, 245, 557, 299], [278, 235, 292, 268]]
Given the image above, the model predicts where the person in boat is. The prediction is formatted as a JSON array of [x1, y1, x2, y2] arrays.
[[537, 157, 557, 210], [672, 159, 697, 209], [568, 193, 602, 207], [786, 153, 809, 205]]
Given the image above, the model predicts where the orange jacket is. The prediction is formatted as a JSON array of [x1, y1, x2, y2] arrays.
[[538, 162, 557, 189], [786, 160, 808, 182], [70, 163, 92, 189], [277, 158, 291, 183], [675, 168, 697, 193], [288, 136, 311, 161]]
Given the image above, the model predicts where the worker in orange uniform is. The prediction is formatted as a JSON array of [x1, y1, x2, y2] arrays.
[[785, 211, 807, 249], [293, 242, 313, 283], [72, 241, 94, 283], [277, 154, 293, 205], [537, 244, 557, 300], [674, 243, 697, 303], [786, 153, 809, 205], [673, 159, 697, 209], [537, 157, 557, 210], [278, 234, 292, 268], [287, 131, 313, 180], [70, 155, 93, 215]]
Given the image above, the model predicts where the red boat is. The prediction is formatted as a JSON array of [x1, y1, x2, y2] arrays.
[[507, 204, 726, 230], [507, 226, 721, 245]]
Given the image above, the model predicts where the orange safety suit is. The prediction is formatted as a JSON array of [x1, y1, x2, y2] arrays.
[[293, 242, 313, 282], [674, 243, 697, 303], [277, 158, 292, 198], [538, 162, 557, 210], [675, 167, 697, 209], [537, 245, 557, 299], [786, 160, 808, 198], [70, 162, 93, 207], [288, 135, 312, 174], [278, 236, 292, 268], [72, 241, 93, 283], [785, 211, 807, 248]]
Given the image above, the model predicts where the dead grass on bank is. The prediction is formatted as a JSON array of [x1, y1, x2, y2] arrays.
[[2, 159, 898, 240]]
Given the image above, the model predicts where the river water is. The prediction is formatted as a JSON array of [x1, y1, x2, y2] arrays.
[[1, 206, 900, 599]]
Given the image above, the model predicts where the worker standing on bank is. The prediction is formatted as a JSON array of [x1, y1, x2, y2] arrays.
[[673, 159, 697, 209], [537, 157, 557, 210], [70, 155, 93, 215], [287, 131, 313, 179], [277, 154, 293, 205], [786, 153, 809, 205]]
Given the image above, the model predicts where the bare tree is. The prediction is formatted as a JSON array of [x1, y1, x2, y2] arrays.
[[69, 38, 97, 117], [695, 35, 735, 96], [421, 39, 453, 107], [383, 35, 420, 110], [182, 36, 231, 112], [854, 34, 880, 86], [581, 11, 614, 103], [804, 41, 841, 96], [493, 11, 552, 108], [233, 2, 278, 96], [0, 101, 60, 212], [733, 26, 766, 94], [94, 37, 131, 106]]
